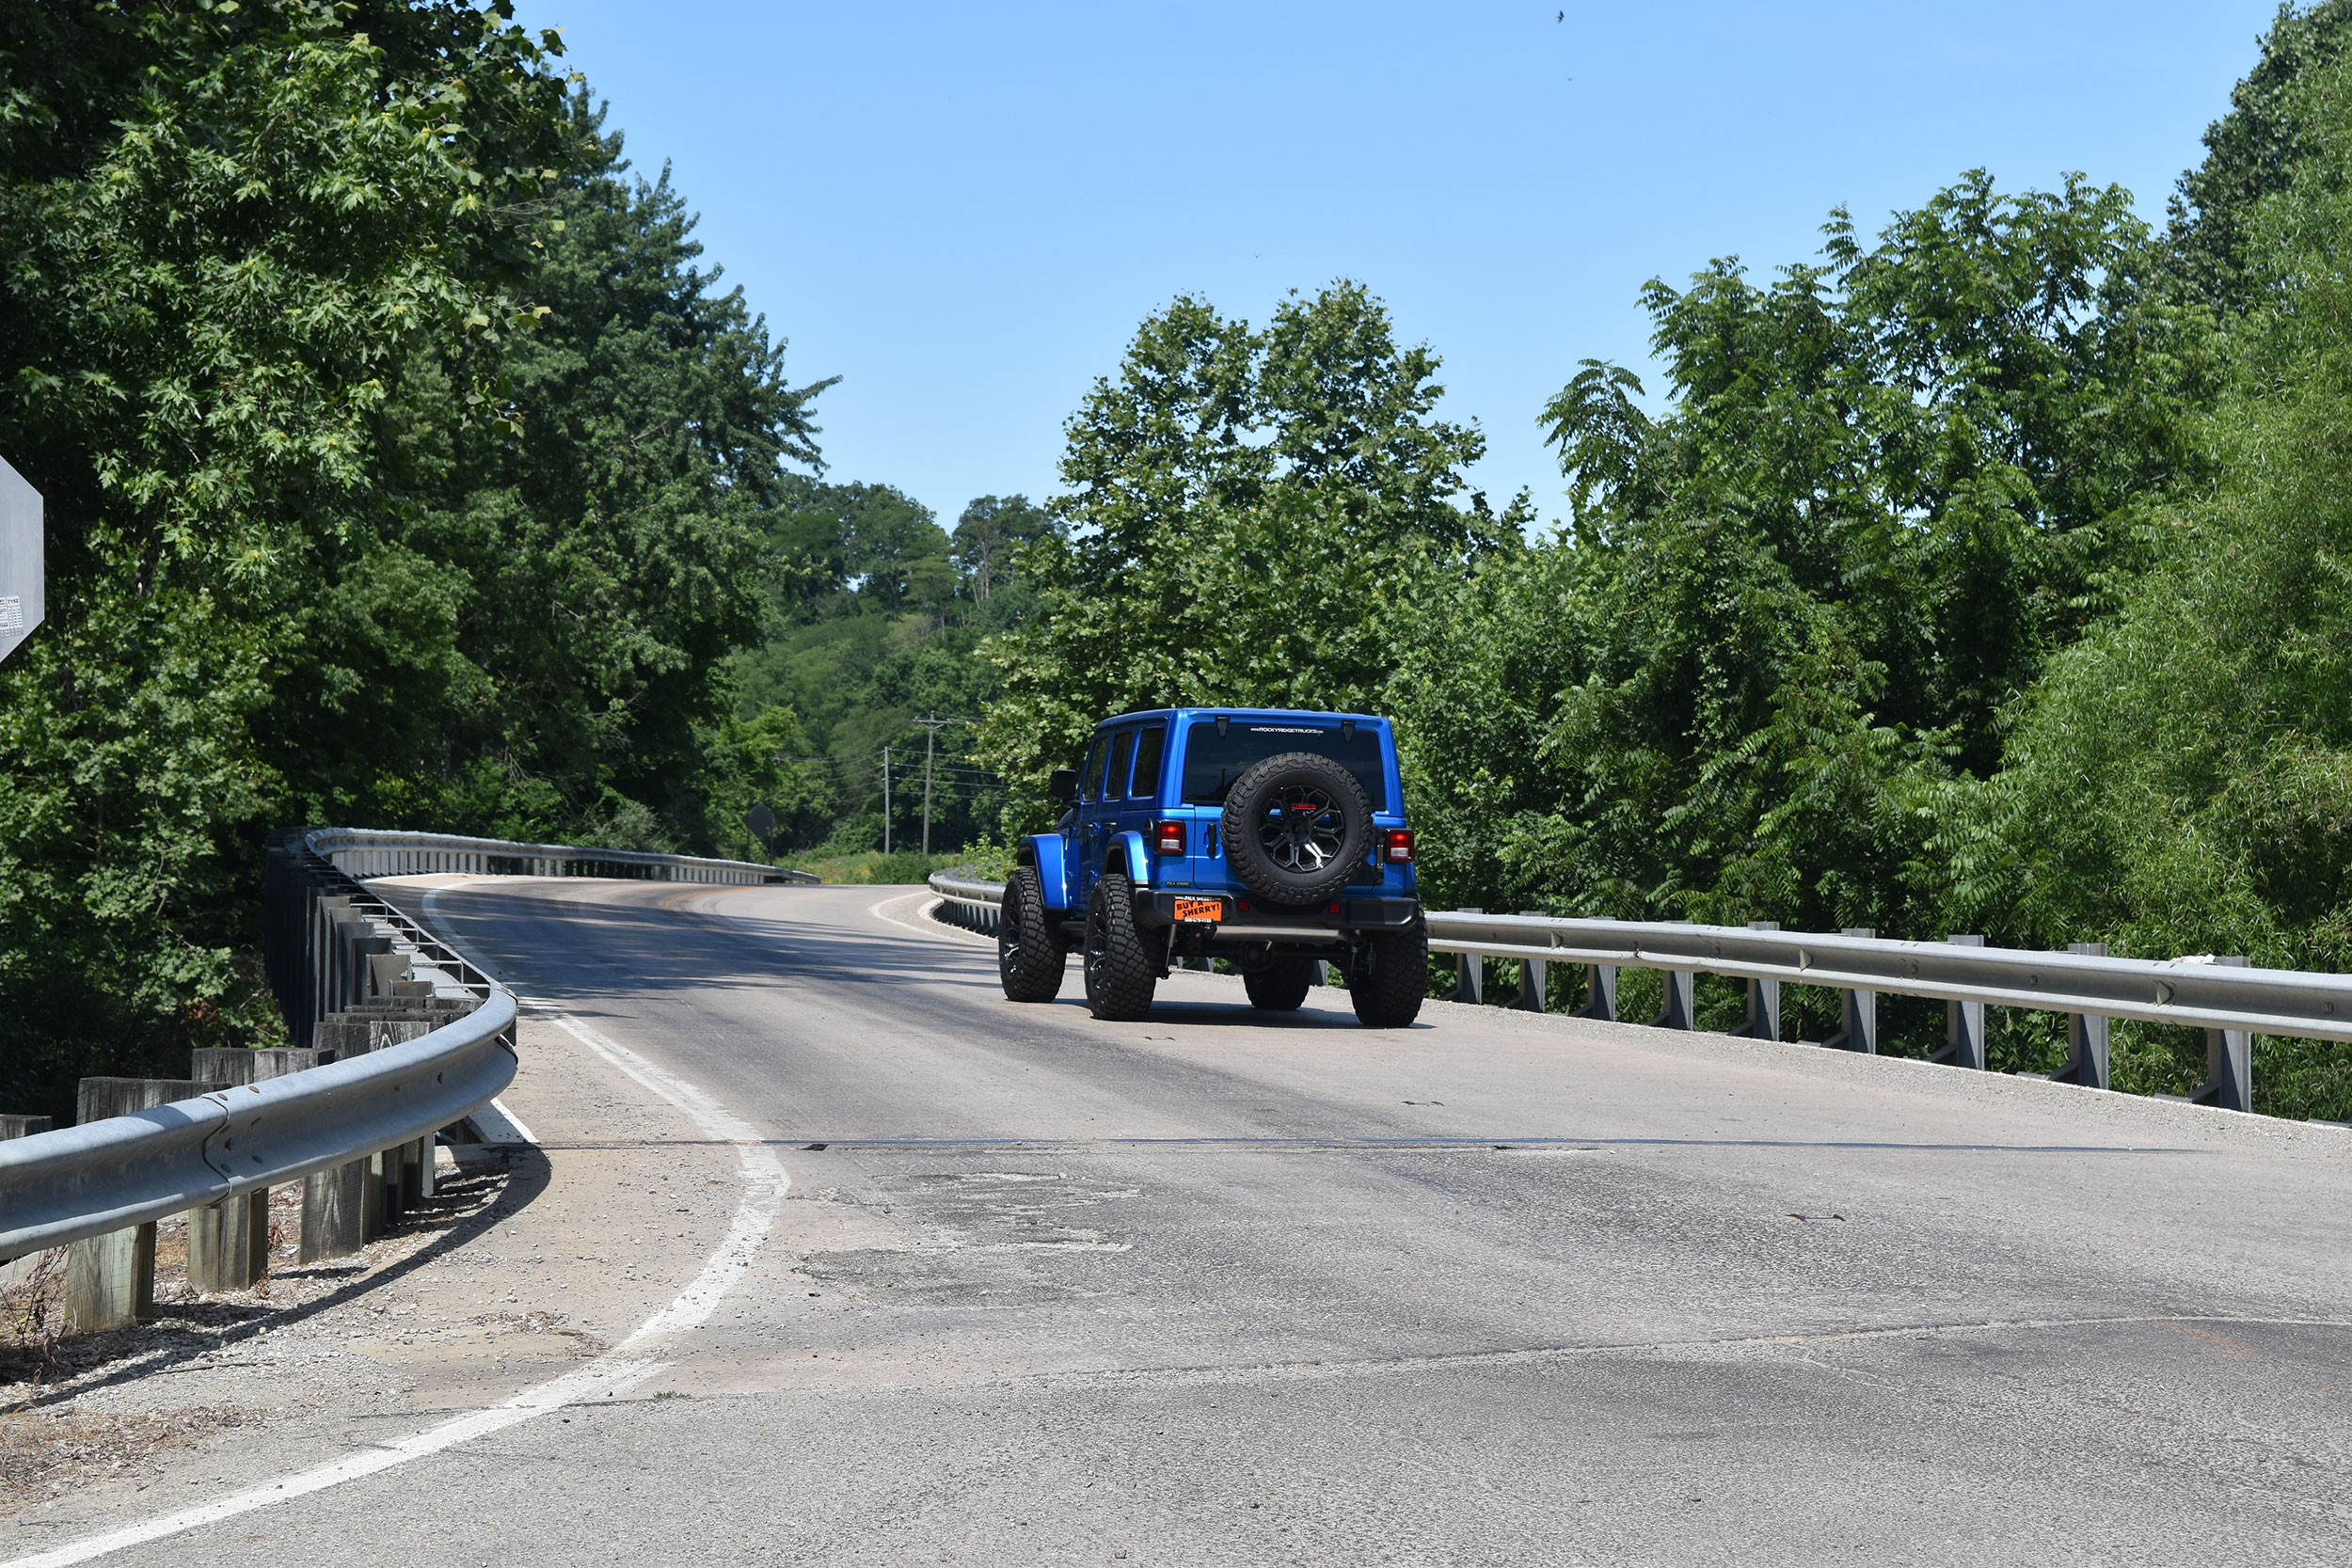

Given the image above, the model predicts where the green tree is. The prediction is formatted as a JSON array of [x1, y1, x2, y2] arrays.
[[2168, 1, 2352, 313], [977, 283, 1523, 808], [949, 494, 1057, 604], [325, 104, 834, 848], [0, 0, 572, 1118], [1946, 52, 2352, 1116], [1395, 173, 2213, 936]]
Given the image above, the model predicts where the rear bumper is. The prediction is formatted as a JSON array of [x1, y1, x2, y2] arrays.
[[1134, 891, 1421, 935]]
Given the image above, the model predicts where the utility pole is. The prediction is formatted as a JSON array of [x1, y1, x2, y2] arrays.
[[882, 746, 891, 854], [914, 714, 954, 857]]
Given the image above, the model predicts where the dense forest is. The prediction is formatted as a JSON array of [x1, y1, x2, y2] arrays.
[[8, 2, 2352, 1120]]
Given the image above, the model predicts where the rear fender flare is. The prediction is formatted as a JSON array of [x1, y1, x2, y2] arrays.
[[1020, 833, 1072, 911], [1106, 831, 1152, 887]]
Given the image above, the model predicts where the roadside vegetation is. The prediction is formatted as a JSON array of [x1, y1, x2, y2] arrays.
[[11, 3, 2352, 1117]]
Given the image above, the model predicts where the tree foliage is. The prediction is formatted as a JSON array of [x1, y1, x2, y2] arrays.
[[0, 7, 831, 1117], [1390, 174, 2216, 938], [1946, 48, 2352, 1114], [2168, 0, 2352, 312], [0, 1, 573, 1113], [977, 283, 1524, 810]]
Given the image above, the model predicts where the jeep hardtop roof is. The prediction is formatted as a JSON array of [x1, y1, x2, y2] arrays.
[[1090, 706, 1392, 727]]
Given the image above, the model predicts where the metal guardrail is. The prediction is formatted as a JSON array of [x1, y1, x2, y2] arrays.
[[2, 825, 820, 1267], [925, 871, 2339, 1115], [308, 827, 816, 885], [930, 871, 1005, 934], [2, 834, 520, 1261], [0, 992, 516, 1259]]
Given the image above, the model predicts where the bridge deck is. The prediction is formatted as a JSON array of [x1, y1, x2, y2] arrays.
[[38, 878, 2352, 1566]]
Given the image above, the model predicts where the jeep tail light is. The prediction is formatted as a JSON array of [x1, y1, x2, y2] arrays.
[[1384, 829, 1415, 864], [1153, 819, 1186, 856]]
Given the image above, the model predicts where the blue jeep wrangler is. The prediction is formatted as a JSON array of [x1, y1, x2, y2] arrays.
[[997, 708, 1427, 1026]]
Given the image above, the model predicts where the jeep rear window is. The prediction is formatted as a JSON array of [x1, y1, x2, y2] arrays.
[[1177, 722, 1389, 811]]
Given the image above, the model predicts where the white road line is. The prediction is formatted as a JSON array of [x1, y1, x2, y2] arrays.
[[486, 1097, 538, 1145], [869, 890, 991, 945], [3, 893, 789, 1568]]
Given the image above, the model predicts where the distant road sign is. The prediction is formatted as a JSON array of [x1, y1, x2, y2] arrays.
[[0, 455, 41, 665]]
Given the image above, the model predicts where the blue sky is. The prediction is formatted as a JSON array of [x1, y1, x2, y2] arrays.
[[509, 1, 2284, 531]]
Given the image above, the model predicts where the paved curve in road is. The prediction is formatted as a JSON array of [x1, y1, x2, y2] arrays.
[[82, 880, 2352, 1563]]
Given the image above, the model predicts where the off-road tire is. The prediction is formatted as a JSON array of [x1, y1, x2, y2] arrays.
[[1347, 917, 1428, 1028], [997, 866, 1065, 1003], [1220, 751, 1374, 907], [1082, 872, 1158, 1021], [1244, 958, 1318, 1011]]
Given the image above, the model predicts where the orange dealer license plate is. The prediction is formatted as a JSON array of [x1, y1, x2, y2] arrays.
[[1173, 897, 1224, 924]]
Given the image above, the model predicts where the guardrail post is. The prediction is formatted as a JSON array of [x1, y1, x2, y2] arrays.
[[1647, 968, 1694, 1030], [1, 1114, 51, 1139], [1567, 917, 1618, 1022], [2192, 956, 2255, 1112], [1822, 929, 1878, 1052], [1515, 911, 1548, 1012], [1931, 935, 1987, 1069], [1571, 961, 1617, 1021], [368, 1146, 400, 1235], [186, 1050, 268, 1292], [2043, 942, 2112, 1088], [1735, 920, 1781, 1038], [65, 1223, 153, 1334], [1450, 911, 1484, 1004], [400, 1136, 426, 1209], [302, 1161, 368, 1261], [65, 1078, 222, 1330]]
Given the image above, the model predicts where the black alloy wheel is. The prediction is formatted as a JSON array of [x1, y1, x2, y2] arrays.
[[1219, 752, 1374, 906]]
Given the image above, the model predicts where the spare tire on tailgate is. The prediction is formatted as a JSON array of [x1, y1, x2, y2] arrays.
[[1219, 752, 1373, 906]]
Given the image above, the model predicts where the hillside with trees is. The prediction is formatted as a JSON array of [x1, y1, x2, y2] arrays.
[[12, 2, 2352, 1123]]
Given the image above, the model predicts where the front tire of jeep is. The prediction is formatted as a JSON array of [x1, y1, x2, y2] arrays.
[[1347, 917, 1428, 1028], [1244, 958, 1318, 1011], [998, 866, 1065, 1003], [1082, 872, 1158, 1021]]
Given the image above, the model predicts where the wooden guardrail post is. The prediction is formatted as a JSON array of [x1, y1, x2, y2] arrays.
[[186, 1050, 266, 1291], [65, 1078, 225, 1331], [1931, 935, 1987, 1069], [303, 1161, 367, 1261], [1822, 928, 1878, 1052]]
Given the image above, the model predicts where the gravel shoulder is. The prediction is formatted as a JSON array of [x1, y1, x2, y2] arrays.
[[1, 928, 739, 1550]]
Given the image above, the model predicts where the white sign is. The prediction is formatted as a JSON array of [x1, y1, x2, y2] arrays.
[[0, 454, 40, 665]]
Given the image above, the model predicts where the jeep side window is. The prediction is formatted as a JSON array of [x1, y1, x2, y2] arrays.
[[1128, 725, 1166, 800], [1105, 730, 1136, 802], [1081, 734, 1109, 801]]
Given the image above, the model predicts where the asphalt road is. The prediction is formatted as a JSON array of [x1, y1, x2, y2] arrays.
[[77, 880, 2352, 1564]]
